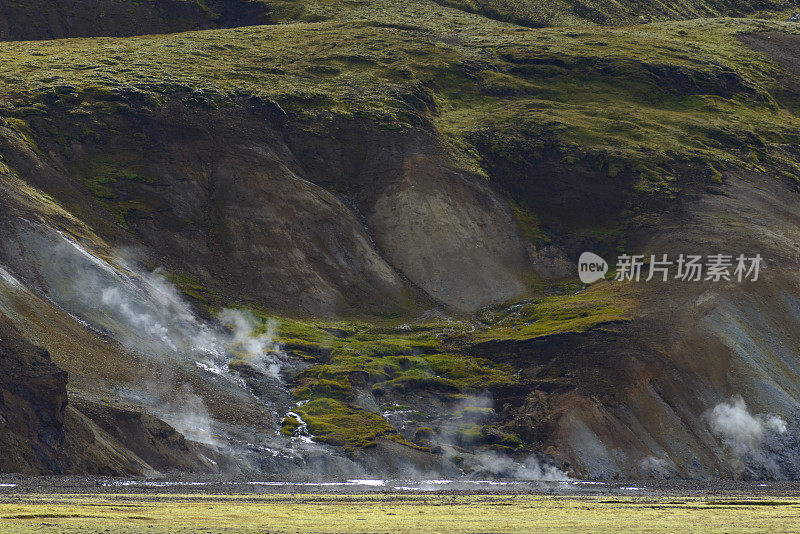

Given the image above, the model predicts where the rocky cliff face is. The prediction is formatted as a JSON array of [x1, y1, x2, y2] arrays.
[[0, 99, 539, 316], [0, 313, 68, 473], [0, 310, 216, 475]]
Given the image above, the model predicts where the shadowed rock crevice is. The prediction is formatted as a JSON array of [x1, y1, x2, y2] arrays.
[[0, 0, 273, 41]]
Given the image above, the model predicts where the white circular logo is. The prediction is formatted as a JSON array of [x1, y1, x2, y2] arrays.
[[578, 252, 608, 284]]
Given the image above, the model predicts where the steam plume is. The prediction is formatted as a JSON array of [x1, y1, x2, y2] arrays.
[[706, 395, 787, 476]]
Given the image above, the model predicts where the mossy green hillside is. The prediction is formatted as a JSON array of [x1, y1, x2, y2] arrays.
[[265, 315, 519, 396], [475, 281, 634, 342], [1, 8, 799, 245], [292, 398, 404, 450], [432, 0, 800, 28], [0, 0, 796, 458], [242, 281, 631, 449], [279, 414, 301, 436], [165, 272, 222, 304], [230, 312, 510, 448]]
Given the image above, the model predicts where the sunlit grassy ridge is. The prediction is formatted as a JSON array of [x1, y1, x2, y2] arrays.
[[432, 0, 800, 27], [475, 282, 633, 342], [2, 6, 799, 225]]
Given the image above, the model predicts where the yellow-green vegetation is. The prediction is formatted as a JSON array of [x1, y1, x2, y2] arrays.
[[432, 0, 799, 27], [240, 281, 631, 449], [1, 0, 793, 460], [0, 4, 798, 242], [165, 272, 220, 303], [292, 398, 403, 450], [291, 350, 518, 399], [275, 316, 518, 392], [279, 414, 301, 435], [509, 201, 549, 244], [476, 281, 634, 342], [1, 493, 800, 533], [1, 117, 41, 154], [242, 311, 521, 448], [0, 6, 793, 157], [0, 170, 119, 265]]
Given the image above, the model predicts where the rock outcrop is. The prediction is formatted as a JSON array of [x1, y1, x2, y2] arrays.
[[0, 311, 217, 475], [0, 313, 68, 473]]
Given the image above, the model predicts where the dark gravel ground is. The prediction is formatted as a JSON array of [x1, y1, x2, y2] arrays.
[[1, 475, 800, 499]]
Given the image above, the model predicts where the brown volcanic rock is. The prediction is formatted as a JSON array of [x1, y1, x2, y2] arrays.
[[487, 170, 800, 479], [0, 312, 215, 475], [0, 0, 213, 41], [366, 153, 532, 312], [0, 101, 536, 316], [69, 397, 218, 474], [0, 313, 68, 474]]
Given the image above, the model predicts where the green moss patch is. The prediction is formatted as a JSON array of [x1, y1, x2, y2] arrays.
[[476, 282, 634, 342], [235, 283, 632, 450], [165, 272, 221, 304], [293, 398, 399, 449], [280, 414, 301, 436], [236, 311, 522, 449], [1, 9, 799, 242]]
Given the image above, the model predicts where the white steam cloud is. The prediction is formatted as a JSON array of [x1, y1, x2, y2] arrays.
[[152, 383, 219, 447], [473, 452, 571, 481], [706, 395, 787, 475], [218, 308, 282, 378], [436, 394, 571, 481], [9, 223, 578, 480], [638, 455, 674, 478], [16, 226, 290, 449], [88, 261, 288, 444], [47, 233, 285, 376]]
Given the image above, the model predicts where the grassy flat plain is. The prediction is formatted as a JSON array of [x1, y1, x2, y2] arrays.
[[1, 493, 800, 533]]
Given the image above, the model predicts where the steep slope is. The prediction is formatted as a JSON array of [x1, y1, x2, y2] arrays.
[[0, 304, 217, 475], [0, 311, 68, 473], [2, 0, 796, 41], [479, 172, 800, 478], [1, 0, 800, 479]]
